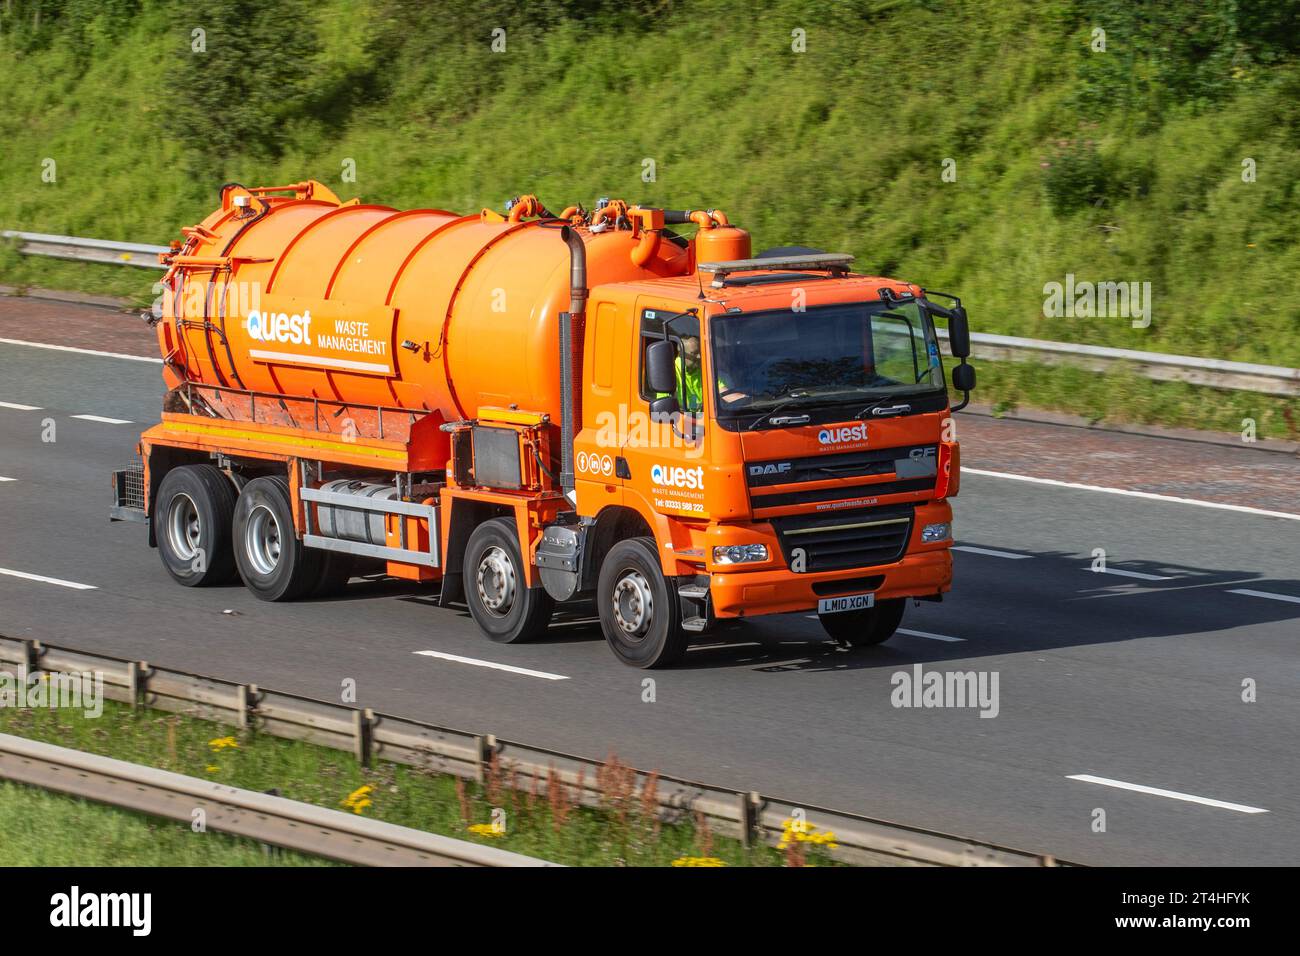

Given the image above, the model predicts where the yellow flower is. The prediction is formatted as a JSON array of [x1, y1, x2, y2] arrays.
[[777, 819, 838, 850], [205, 765, 219, 773], [468, 823, 505, 838], [208, 736, 239, 752], [341, 784, 375, 814], [671, 856, 726, 867]]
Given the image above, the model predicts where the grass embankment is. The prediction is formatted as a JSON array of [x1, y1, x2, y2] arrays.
[[0, 780, 334, 866], [0, 698, 837, 867], [1, 0, 1296, 435]]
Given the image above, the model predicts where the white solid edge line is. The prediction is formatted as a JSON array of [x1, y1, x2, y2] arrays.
[[0, 567, 97, 590], [0, 337, 162, 364], [897, 628, 965, 643], [965, 468, 1300, 522], [0, 401, 43, 411], [0, 477, 15, 482], [951, 544, 1032, 559], [70, 414, 132, 424], [414, 650, 569, 681], [1228, 588, 1300, 605], [1066, 774, 1268, 814], [1087, 567, 1172, 581]]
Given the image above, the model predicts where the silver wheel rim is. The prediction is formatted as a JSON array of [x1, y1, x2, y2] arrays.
[[612, 569, 654, 640], [166, 493, 201, 562], [245, 504, 282, 577], [476, 545, 516, 617]]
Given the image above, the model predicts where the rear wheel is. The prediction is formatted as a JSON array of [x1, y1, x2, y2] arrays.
[[310, 551, 360, 598], [464, 517, 554, 643], [155, 464, 238, 587], [233, 476, 321, 601], [818, 598, 906, 646], [597, 537, 688, 668]]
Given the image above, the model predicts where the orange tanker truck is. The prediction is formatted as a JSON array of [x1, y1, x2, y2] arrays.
[[111, 180, 976, 667]]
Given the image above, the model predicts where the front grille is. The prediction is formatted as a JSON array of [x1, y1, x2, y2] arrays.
[[746, 444, 937, 515], [771, 503, 914, 573]]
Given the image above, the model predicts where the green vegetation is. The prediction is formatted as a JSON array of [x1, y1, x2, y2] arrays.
[[0, 780, 334, 865], [1, 0, 1296, 433], [971, 359, 1298, 439], [0, 698, 835, 866]]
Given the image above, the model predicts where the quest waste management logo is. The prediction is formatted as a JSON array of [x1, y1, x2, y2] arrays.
[[650, 463, 705, 490], [246, 308, 312, 345], [818, 422, 869, 446]]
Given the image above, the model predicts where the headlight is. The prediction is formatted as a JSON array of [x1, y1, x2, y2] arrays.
[[712, 544, 769, 564], [921, 522, 951, 543]]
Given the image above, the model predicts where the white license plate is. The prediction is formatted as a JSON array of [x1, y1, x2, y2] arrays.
[[817, 593, 875, 614]]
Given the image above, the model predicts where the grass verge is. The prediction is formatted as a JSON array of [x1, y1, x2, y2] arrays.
[[0, 697, 838, 867], [962, 360, 1299, 442], [0, 779, 334, 867]]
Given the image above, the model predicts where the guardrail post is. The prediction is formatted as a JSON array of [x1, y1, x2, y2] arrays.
[[474, 734, 497, 784], [125, 661, 140, 709], [138, 660, 151, 706], [739, 791, 761, 848], [354, 708, 375, 767], [19, 639, 42, 681], [236, 684, 250, 730]]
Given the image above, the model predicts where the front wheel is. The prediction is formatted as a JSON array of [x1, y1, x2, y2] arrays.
[[464, 517, 554, 643], [818, 598, 906, 646], [597, 537, 688, 668]]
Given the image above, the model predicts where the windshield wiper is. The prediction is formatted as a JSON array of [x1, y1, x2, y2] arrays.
[[745, 389, 813, 430], [855, 394, 922, 419]]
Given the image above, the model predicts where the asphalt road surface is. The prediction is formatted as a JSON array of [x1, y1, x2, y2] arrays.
[[0, 299, 1296, 866]]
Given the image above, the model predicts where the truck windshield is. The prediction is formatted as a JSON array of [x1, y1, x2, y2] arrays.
[[709, 300, 943, 416]]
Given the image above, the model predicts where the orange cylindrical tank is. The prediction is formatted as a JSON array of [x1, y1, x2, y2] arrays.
[[693, 225, 751, 265], [160, 182, 691, 423]]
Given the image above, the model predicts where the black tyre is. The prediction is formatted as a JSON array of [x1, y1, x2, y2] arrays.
[[233, 476, 322, 602], [154, 464, 238, 587], [818, 598, 906, 646], [597, 537, 688, 668], [310, 551, 359, 598], [464, 517, 554, 643]]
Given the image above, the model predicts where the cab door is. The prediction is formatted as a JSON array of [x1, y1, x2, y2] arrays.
[[573, 297, 628, 508], [621, 296, 709, 521]]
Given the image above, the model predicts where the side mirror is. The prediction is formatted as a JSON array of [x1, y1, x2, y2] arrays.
[[646, 340, 678, 395], [948, 306, 971, 359], [649, 394, 679, 419], [951, 363, 976, 392]]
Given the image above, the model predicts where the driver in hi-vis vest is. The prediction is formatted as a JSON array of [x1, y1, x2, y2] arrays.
[[661, 335, 745, 413]]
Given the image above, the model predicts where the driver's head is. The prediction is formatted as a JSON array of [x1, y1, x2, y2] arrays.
[[680, 334, 700, 359]]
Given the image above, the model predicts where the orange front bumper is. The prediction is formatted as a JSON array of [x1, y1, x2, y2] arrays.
[[708, 547, 952, 618]]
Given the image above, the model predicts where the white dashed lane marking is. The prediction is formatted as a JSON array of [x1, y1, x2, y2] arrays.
[[0, 401, 43, 411], [413, 650, 569, 681], [1067, 774, 1268, 814], [1227, 588, 1300, 606], [897, 628, 965, 643], [0, 567, 98, 590], [952, 545, 1032, 560], [70, 414, 132, 425], [1088, 567, 1172, 581]]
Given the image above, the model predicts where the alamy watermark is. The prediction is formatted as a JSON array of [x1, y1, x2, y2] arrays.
[[1043, 274, 1151, 328], [0, 668, 104, 718], [891, 665, 999, 718]]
